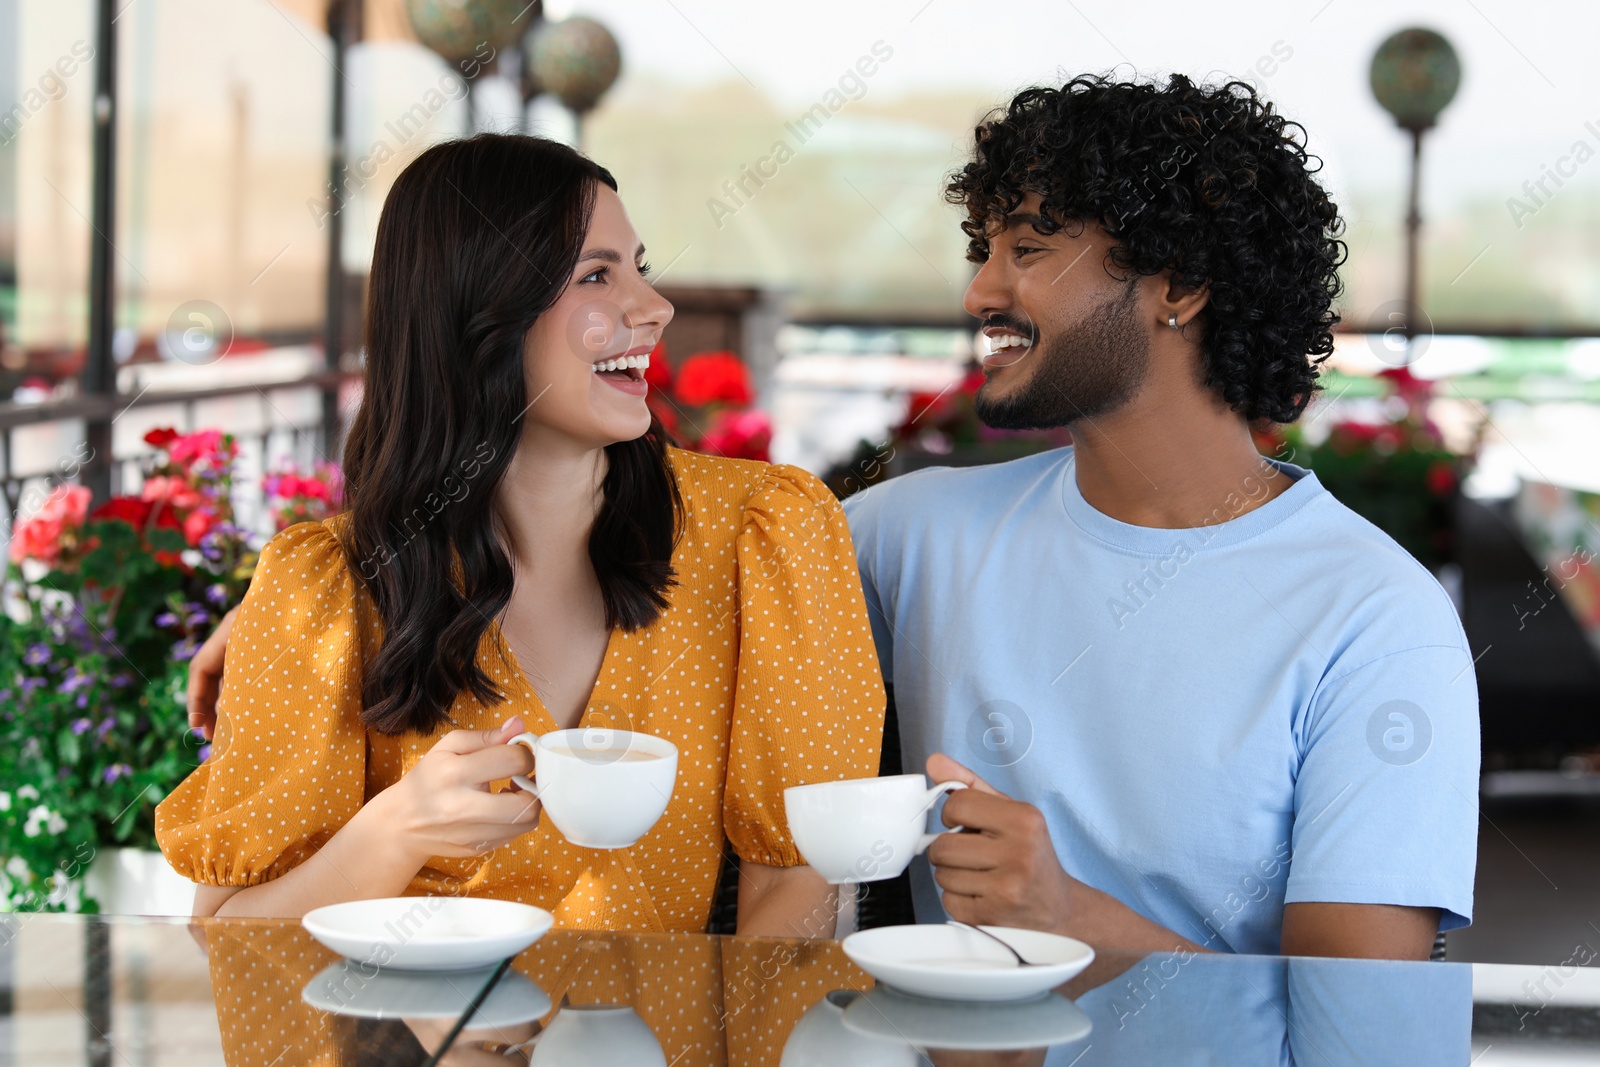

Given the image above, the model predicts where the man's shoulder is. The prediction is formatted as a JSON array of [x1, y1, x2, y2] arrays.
[[843, 447, 1072, 537], [1287, 485, 1468, 653]]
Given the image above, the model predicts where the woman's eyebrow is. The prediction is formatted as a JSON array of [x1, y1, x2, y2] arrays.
[[578, 247, 622, 264]]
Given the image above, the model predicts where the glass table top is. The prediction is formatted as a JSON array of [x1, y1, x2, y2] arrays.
[[1, 914, 1597, 1065]]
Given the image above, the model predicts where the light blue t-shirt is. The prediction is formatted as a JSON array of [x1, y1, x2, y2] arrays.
[[842, 447, 1479, 954]]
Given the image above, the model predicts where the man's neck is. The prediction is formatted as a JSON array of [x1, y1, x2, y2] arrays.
[[1068, 384, 1290, 530]]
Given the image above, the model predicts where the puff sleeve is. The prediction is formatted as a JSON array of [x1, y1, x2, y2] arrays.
[[722, 464, 886, 867], [155, 521, 368, 887]]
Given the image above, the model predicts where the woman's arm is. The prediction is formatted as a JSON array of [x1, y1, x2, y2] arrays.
[[735, 861, 838, 939], [193, 719, 541, 918]]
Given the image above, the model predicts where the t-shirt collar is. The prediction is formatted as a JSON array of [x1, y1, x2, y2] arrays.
[[1058, 448, 1325, 554]]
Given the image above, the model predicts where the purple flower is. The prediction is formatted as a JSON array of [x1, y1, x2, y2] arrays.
[[74, 693, 89, 709], [57, 668, 91, 695], [197, 744, 212, 762], [70, 717, 92, 735], [19, 677, 45, 693], [23, 644, 50, 666], [185, 612, 210, 628], [154, 611, 180, 628], [58, 765, 71, 780], [97, 718, 115, 739], [103, 763, 131, 784], [206, 583, 229, 606], [191, 727, 207, 740], [172, 638, 199, 662], [0, 689, 10, 701], [108, 673, 132, 688]]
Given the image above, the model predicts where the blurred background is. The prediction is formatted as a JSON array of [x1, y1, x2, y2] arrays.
[[2, 0, 1600, 965]]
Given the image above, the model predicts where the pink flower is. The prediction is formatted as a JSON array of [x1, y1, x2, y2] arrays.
[[140, 476, 202, 511], [9, 485, 92, 564], [167, 430, 236, 467], [697, 408, 772, 462], [182, 509, 217, 547]]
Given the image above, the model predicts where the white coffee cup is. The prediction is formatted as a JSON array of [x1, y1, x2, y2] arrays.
[[784, 774, 968, 884], [506, 728, 677, 849]]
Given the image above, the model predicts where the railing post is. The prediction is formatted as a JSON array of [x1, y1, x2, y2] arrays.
[[82, 0, 119, 504], [321, 0, 361, 463]]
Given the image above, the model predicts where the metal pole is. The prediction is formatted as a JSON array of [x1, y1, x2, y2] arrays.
[[321, 0, 358, 461], [82, 0, 118, 503], [1403, 126, 1423, 352]]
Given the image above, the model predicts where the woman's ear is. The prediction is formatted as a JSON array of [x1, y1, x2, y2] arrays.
[[1159, 272, 1211, 331]]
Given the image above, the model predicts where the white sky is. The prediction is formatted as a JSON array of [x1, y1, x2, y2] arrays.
[[550, 0, 1600, 211]]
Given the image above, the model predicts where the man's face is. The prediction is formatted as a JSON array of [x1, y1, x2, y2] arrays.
[[962, 192, 1151, 430]]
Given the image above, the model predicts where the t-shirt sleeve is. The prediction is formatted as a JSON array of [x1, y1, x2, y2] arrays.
[[1285, 643, 1480, 930], [839, 483, 894, 680], [155, 521, 368, 887], [723, 465, 886, 867]]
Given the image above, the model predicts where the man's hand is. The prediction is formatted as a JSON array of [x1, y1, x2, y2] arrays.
[[187, 606, 236, 741], [924, 753, 1080, 935]]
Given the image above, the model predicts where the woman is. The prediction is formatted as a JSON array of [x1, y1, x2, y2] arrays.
[[156, 134, 884, 936]]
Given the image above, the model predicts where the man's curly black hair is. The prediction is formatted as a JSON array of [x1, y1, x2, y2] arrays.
[[946, 73, 1346, 424]]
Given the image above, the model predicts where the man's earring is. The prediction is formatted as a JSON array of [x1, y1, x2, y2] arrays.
[[1168, 313, 1180, 330]]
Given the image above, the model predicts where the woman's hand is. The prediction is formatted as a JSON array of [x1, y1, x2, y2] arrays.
[[187, 606, 237, 741], [374, 717, 544, 865]]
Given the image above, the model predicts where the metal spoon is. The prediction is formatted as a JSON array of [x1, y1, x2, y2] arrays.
[[945, 919, 1043, 967]]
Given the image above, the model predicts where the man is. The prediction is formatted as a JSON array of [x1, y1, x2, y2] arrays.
[[187, 73, 1477, 961], [841, 73, 1477, 959]]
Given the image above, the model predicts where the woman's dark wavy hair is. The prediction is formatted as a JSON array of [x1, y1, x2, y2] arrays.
[[342, 134, 681, 736], [946, 73, 1346, 423]]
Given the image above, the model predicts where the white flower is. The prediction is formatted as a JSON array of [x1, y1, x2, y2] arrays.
[[5, 856, 30, 881], [17, 785, 38, 801], [46, 811, 66, 836], [24, 804, 50, 838], [0, 791, 10, 812]]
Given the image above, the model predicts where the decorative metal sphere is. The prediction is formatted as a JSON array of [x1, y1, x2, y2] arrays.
[[405, 0, 530, 65], [527, 16, 622, 114], [1370, 28, 1461, 131]]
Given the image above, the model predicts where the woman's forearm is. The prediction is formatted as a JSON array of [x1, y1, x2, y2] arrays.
[[736, 862, 838, 939], [208, 792, 428, 919]]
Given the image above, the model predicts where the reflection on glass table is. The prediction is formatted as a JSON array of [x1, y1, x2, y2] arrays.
[[3, 915, 1599, 1065]]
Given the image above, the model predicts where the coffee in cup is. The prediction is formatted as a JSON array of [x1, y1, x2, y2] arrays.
[[784, 774, 967, 884], [506, 728, 677, 849]]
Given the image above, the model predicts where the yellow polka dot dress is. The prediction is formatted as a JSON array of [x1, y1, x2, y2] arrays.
[[156, 448, 886, 932]]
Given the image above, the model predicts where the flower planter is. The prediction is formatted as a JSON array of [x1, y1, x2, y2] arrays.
[[82, 847, 195, 917]]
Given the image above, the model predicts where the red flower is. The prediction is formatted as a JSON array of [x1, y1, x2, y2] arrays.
[[675, 351, 753, 407], [643, 340, 673, 392], [90, 496, 154, 530], [141, 476, 203, 511], [143, 427, 180, 448], [1426, 460, 1457, 497]]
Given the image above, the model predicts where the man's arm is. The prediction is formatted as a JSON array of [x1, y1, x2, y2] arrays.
[[1281, 903, 1440, 960], [926, 754, 1441, 960]]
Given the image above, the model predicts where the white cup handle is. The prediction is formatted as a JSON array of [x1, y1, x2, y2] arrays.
[[914, 780, 968, 854], [506, 731, 541, 797]]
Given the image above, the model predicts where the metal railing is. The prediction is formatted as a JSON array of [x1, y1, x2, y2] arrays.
[[0, 370, 356, 530]]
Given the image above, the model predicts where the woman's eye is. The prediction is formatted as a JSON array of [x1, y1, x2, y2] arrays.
[[1015, 246, 1045, 258], [638, 261, 653, 278], [580, 267, 607, 284]]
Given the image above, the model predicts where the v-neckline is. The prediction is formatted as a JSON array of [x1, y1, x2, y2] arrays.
[[488, 620, 623, 734]]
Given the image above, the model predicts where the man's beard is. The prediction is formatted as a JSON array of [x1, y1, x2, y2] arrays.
[[974, 280, 1149, 430]]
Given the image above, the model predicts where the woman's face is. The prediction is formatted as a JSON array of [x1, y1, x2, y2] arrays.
[[520, 184, 673, 450]]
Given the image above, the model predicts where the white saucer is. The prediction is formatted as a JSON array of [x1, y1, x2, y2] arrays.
[[302, 897, 554, 972], [841, 924, 1094, 1002], [302, 960, 553, 1027], [842, 984, 1093, 1050]]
